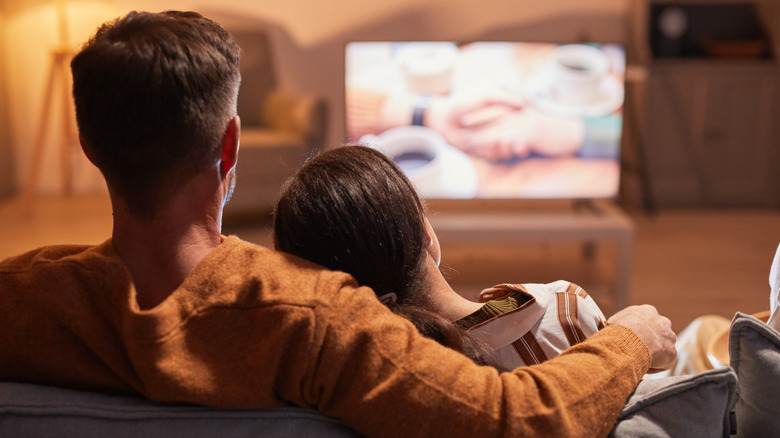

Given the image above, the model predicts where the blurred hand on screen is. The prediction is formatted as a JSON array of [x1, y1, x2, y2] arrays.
[[430, 96, 586, 162], [426, 92, 524, 154], [459, 108, 586, 161]]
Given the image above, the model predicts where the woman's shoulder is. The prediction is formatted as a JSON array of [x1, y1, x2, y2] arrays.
[[215, 235, 370, 306]]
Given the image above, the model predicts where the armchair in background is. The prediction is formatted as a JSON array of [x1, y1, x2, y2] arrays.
[[224, 29, 328, 217]]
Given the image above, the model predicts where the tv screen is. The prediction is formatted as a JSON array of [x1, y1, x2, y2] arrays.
[[345, 41, 626, 200]]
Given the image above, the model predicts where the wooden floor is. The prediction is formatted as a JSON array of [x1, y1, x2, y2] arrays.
[[1, 194, 778, 332]]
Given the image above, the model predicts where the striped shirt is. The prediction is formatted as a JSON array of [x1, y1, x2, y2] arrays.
[[455, 280, 607, 371]]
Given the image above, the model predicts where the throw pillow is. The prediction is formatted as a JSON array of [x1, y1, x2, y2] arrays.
[[729, 311, 780, 437], [609, 367, 737, 438]]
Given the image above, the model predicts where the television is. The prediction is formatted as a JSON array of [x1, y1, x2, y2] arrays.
[[344, 41, 626, 201]]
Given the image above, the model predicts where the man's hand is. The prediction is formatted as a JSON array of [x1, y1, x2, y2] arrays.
[[608, 305, 677, 371]]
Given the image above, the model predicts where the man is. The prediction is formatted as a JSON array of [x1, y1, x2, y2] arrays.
[[0, 10, 675, 437]]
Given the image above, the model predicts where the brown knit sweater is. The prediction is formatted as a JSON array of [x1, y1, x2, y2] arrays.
[[0, 236, 650, 437]]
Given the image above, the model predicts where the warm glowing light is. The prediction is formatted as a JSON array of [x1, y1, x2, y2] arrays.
[[3, 1, 126, 194]]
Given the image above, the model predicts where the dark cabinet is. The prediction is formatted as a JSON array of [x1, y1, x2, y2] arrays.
[[643, 61, 780, 207]]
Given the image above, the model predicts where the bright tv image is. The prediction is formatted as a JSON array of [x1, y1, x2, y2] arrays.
[[345, 41, 626, 200]]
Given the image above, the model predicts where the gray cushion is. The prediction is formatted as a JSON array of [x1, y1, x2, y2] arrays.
[[2, 368, 740, 437], [729, 312, 780, 437], [0, 382, 362, 438], [609, 367, 737, 438]]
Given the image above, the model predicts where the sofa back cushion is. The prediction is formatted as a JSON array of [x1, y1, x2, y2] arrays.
[[0, 382, 361, 438], [609, 367, 737, 438], [2, 367, 741, 437], [729, 312, 780, 437]]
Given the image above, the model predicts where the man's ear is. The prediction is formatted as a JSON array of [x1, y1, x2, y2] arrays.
[[220, 115, 241, 177], [79, 135, 97, 166]]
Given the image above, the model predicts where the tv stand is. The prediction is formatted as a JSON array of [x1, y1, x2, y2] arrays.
[[426, 199, 634, 312]]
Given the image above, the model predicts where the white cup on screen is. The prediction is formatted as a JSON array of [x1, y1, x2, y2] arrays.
[[359, 125, 445, 194], [397, 42, 459, 95], [549, 44, 609, 106]]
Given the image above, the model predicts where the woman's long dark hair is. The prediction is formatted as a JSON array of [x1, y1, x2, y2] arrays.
[[273, 145, 478, 356]]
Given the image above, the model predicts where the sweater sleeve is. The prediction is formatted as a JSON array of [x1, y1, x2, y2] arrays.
[[577, 286, 609, 337], [306, 281, 650, 438]]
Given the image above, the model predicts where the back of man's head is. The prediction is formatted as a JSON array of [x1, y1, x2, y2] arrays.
[[71, 11, 241, 219]]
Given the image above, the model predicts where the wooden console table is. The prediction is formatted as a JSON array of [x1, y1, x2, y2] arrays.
[[427, 200, 635, 311]]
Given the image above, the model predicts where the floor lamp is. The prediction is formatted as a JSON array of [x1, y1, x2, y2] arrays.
[[21, 0, 78, 214]]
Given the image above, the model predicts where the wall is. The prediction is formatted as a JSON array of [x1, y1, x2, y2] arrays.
[[2, 0, 123, 196], [198, 0, 630, 148], [0, 9, 16, 201], [2, 0, 630, 194]]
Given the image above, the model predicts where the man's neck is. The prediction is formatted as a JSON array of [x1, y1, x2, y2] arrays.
[[113, 220, 222, 310], [110, 175, 226, 310]]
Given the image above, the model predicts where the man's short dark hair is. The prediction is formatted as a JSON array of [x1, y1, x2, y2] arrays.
[[71, 11, 241, 218]]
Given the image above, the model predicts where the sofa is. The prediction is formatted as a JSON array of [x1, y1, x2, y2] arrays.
[[222, 28, 328, 218], [0, 382, 360, 438], [1, 364, 740, 437]]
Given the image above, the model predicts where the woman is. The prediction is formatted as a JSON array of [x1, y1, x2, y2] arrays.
[[273, 145, 606, 370]]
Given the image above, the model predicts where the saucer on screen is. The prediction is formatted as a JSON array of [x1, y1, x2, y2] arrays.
[[524, 73, 624, 118]]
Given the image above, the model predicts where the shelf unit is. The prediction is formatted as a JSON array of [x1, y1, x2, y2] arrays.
[[628, 0, 780, 208]]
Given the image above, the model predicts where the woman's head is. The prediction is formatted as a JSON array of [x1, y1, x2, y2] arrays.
[[274, 145, 486, 358], [274, 145, 428, 304]]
